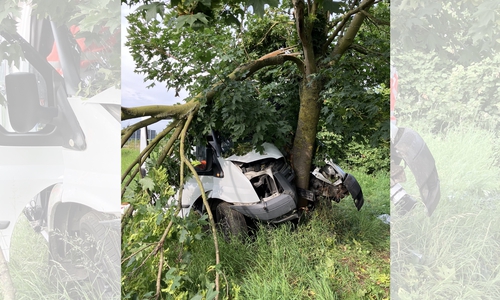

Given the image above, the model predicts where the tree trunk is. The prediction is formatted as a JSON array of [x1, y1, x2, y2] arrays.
[[291, 0, 322, 209], [290, 0, 374, 209], [0, 250, 15, 300], [292, 79, 322, 208]]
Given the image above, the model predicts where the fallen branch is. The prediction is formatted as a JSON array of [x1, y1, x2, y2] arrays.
[[122, 117, 161, 147], [121, 101, 198, 121], [178, 112, 221, 299], [121, 120, 180, 196]]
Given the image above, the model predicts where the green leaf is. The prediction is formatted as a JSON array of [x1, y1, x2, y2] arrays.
[[200, 0, 212, 7], [179, 228, 188, 243], [176, 13, 209, 28], [139, 177, 155, 191], [194, 13, 209, 24], [206, 287, 218, 300], [136, 3, 164, 21], [125, 255, 136, 268], [248, 0, 279, 17], [156, 213, 163, 225]]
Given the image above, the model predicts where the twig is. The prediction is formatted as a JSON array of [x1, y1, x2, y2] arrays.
[[122, 120, 179, 184], [155, 245, 164, 300], [155, 121, 185, 167], [178, 113, 220, 300], [121, 242, 155, 264], [132, 212, 179, 275], [257, 21, 280, 45], [121, 117, 161, 147], [121, 143, 156, 198]]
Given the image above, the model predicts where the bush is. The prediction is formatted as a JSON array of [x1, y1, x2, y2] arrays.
[[315, 131, 389, 174]]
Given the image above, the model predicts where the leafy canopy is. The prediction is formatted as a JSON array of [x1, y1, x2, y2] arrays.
[[126, 0, 389, 158]]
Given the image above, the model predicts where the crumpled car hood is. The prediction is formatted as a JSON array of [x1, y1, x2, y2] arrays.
[[226, 143, 284, 163]]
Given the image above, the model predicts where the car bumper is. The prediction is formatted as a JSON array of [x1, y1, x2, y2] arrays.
[[230, 172, 297, 221]]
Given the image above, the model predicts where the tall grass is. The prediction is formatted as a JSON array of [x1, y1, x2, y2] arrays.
[[6, 216, 119, 299], [181, 167, 390, 299], [122, 143, 140, 191], [121, 141, 139, 174], [392, 121, 500, 299]]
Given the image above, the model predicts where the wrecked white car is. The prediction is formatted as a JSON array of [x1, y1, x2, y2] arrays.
[[173, 132, 364, 235]]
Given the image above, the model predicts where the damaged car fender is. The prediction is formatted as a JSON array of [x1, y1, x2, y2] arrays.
[[310, 161, 364, 210]]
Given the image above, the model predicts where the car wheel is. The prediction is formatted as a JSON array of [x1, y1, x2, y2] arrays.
[[79, 211, 120, 298], [216, 202, 247, 241]]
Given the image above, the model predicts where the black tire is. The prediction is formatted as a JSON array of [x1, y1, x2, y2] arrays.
[[216, 202, 248, 241], [79, 211, 120, 298]]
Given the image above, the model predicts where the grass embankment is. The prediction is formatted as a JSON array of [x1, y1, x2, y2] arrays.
[[184, 168, 390, 299], [4, 144, 389, 299], [392, 122, 500, 299]]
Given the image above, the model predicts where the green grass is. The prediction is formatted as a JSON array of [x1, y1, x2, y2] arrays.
[[392, 121, 500, 299], [122, 142, 140, 191], [122, 140, 140, 174], [7, 147, 387, 299], [7, 216, 82, 299], [182, 167, 390, 299], [6, 216, 119, 299], [6, 216, 51, 299]]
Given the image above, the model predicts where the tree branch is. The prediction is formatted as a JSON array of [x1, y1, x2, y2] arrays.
[[311, 0, 318, 17], [155, 121, 184, 168], [350, 43, 386, 56], [155, 245, 164, 300], [154, 114, 186, 300], [350, 43, 368, 54], [132, 206, 180, 276], [121, 120, 180, 197], [178, 113, 221, 299], [231, 53, 305, 80], [121, 117, 161, 147], [122, 52, 304, 130], [322, 0, 375, 54], [361, 10, 389, 26], [122, 242, 155, 264], [121, 101, 197, 121], [293, 0, 316, 75], [121, 120, 179, 182], [331, 0, 375, 62]]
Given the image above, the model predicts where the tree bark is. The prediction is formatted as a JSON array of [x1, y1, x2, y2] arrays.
[[292, 0, 321, 208], [292, 79, 322, 208], [331, 0, 374, 59], [291, 0, 374, 209]]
